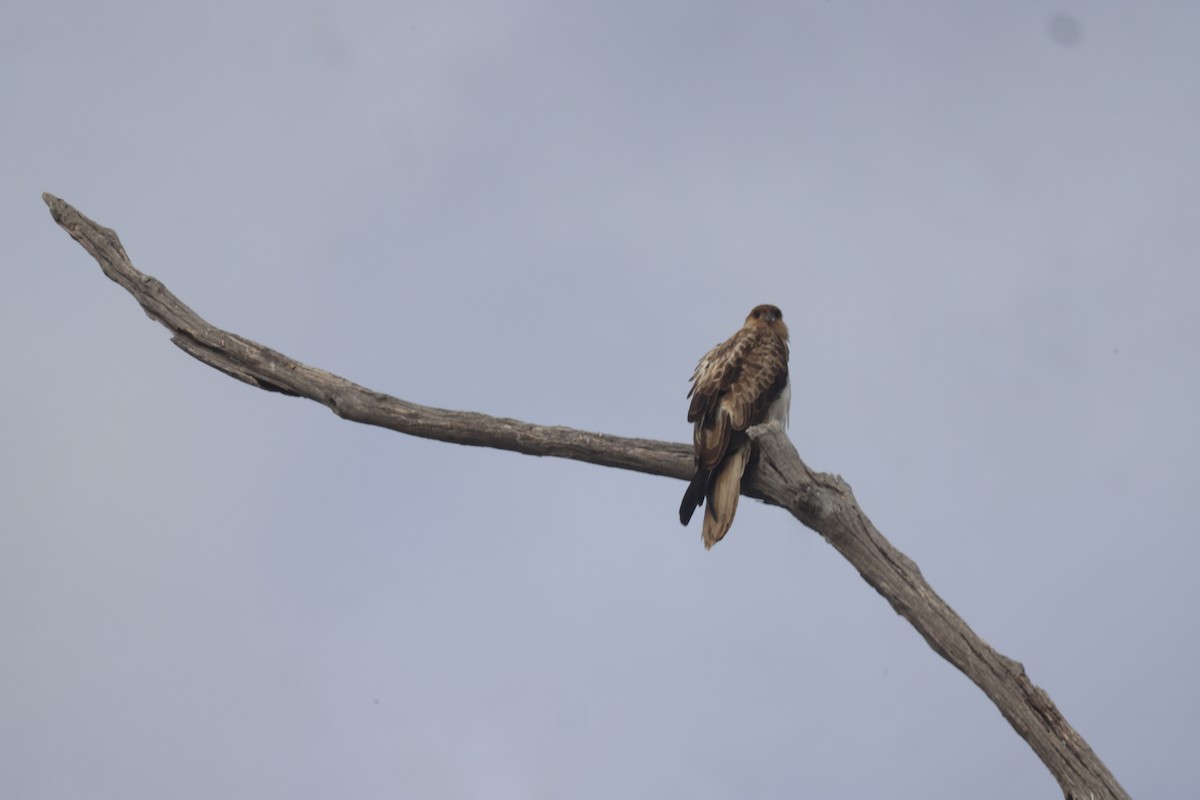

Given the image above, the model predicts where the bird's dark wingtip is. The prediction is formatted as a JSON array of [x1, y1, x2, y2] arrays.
[[679, 469, 711, 526]]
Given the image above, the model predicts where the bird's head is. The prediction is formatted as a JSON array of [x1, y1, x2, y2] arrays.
[[744, 304, 788, 340]]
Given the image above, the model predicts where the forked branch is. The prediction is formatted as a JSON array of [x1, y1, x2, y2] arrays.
[[42, 193, 1128, 800]]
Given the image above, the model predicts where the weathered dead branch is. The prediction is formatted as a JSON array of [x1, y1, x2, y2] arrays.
[[43, 193, 1128, 800]]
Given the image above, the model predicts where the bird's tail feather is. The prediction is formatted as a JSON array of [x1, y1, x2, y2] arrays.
[[702, 444, 750, 550]]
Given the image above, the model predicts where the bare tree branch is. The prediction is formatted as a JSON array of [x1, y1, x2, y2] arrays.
[[42, 192, 1129, 800]]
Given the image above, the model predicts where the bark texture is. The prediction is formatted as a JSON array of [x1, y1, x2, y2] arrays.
[[43, 193, 1129, 800]]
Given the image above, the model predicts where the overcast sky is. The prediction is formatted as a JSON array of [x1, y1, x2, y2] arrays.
[[3, 2, 1198, 798]]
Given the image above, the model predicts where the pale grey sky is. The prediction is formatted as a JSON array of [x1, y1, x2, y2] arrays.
[[3, 2, 1198, 798]]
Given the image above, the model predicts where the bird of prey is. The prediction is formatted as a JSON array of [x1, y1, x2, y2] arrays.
[[679, 304, 790, 548]]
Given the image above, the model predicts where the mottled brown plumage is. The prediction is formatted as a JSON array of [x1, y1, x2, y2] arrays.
[[680, 304, 790, 548]]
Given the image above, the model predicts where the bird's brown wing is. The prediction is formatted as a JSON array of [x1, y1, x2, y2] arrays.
[[687, 327, 789, 470]]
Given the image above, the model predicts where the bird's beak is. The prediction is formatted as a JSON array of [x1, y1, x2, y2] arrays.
[[763, 311, 777, 323]]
